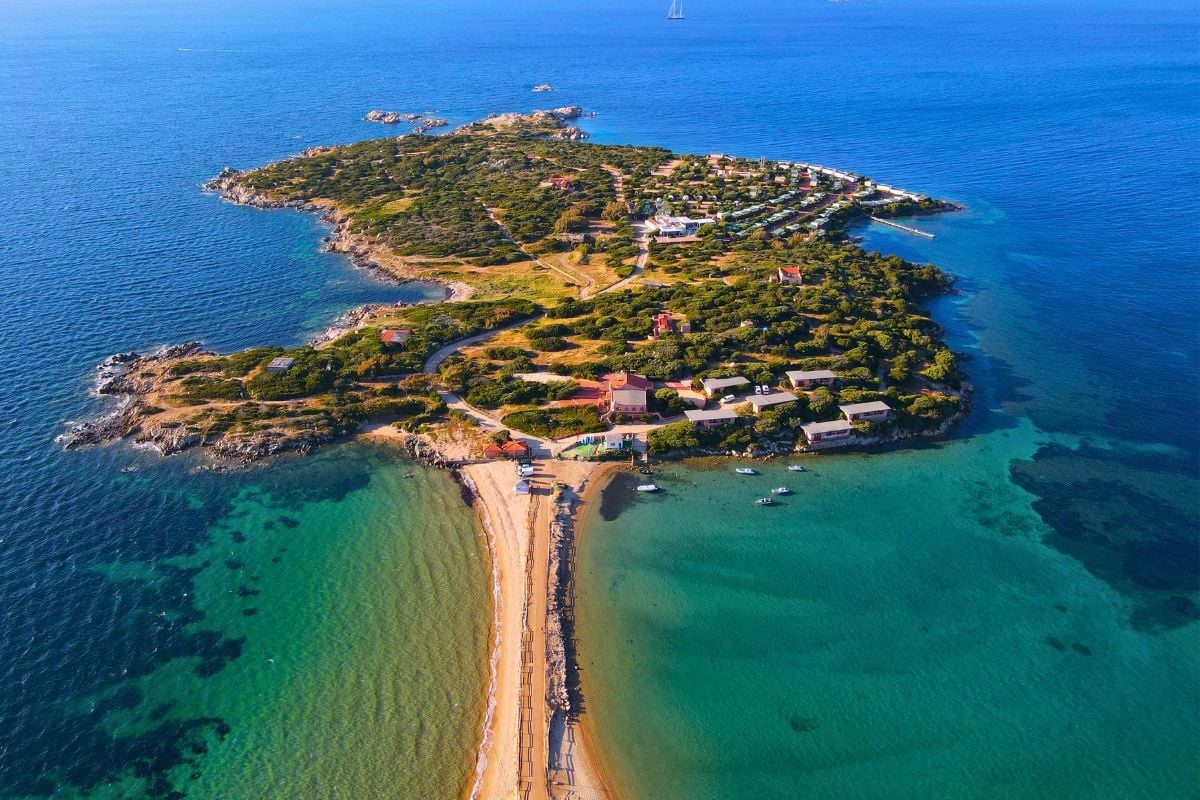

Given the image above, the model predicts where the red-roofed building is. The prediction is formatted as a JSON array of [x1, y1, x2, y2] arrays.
[[548, 176, 574, 191], [778, 267, 803, 285], [551, 378, 605, 409], [601, 371, 651, 415], [380, 328, 412, 347], [501, 440, 531, 458], [651, 313, 673, 337], [482, 439, 532, 460]]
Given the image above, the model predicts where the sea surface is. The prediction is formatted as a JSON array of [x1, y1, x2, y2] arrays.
[[0, 0, 1197, 798]]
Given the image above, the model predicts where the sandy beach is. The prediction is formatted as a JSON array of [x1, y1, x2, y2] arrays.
[[556, 465, 625, 800], [462, 460, 529, 800], [462, 457, 621, 800]]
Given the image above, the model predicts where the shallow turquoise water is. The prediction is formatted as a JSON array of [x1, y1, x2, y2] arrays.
[[0, 0, 1196, 796], [577, 428, 1200, 799]]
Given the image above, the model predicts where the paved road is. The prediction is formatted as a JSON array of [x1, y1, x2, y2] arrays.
[[422, 313, 545, 374]]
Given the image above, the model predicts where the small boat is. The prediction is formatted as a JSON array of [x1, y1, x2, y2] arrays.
[[735, 467, 757, 475], [771, 487, 790, 495], [755, 497, 774, 506], [636, 484, 659, 493], [787, 465, 807, 473]]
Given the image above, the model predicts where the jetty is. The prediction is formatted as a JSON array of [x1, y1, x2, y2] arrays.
[[869, 215, 935, 238]]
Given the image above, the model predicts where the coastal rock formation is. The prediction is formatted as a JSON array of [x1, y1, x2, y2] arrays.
[[545, 485, 581, 715], [56, 342, 211, 450], [467, 107, 589, 140], [204, 169, 469, 302], [365, 110, 423, 124], [364, 110, 449, 132]]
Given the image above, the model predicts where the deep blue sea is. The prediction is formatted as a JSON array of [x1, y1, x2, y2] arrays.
[[1, 0, 1197, 797]]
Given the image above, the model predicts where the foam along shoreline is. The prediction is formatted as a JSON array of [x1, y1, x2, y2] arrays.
[[459, 458, 618, 800], [460, 461, 528, 799]]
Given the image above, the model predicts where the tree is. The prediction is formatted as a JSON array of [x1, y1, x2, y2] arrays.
[[603, 200, 628, 221]]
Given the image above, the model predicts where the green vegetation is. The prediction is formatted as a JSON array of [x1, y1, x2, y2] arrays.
[[501, 406, 606, 439], [164, 114, 964, 458], [240, 130, 670, 266]]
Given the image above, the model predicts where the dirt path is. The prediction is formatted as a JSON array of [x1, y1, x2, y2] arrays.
[[593, 165, 651, 295], [481, 204, 595, 298]]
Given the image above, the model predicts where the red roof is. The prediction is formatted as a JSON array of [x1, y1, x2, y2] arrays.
[[603, 372, 652, 391], [380, 328, 412, 343], [501, 440, 530, 455], [482, 444, 504, 458], [779, 267, 802, 278]]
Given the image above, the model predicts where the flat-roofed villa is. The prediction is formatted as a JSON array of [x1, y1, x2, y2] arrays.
[[266, 357, 294, 373], [747, 390, 799, 412], [786, 369, 837, 389], [801, 419, 855, 445], [840, 400, 892, 423], [777, 266, 803, 284], [684, 408, 740, 430], [700, 376, 750, 397]]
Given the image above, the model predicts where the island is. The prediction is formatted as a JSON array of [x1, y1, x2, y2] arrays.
[[62, 108, 968, 799]]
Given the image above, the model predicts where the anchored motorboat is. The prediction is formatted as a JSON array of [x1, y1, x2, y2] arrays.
[[636, 484, 659, 493], [787, 465, 807, 472], [735, 467, 757, 475], [755, 497, 774, 506], [771, 487, 790, 495]]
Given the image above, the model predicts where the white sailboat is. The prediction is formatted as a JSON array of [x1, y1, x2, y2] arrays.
[[667, 0, 685, 20]]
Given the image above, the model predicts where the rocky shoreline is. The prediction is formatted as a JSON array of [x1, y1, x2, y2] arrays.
[[204, 168, 472, 302], [363, 110, 449, 133]]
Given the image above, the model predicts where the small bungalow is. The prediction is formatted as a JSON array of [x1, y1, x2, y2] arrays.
[[514, 480, 531, 496], [547, 176, 574, 191], [684, 408, 739, 430], [699, 376, 750, 397], [266, 357, 294, 373], [380, 328, 412, 347], [679, 320, 693, 334], [777, 266, 803, 285], [747, 391, 799, 412], [483, 440, 532, 460], [501, 440, 532, 459], [786, 369, 837, 389], [801, 419, 855, 444], [840, 401, 892, 423]]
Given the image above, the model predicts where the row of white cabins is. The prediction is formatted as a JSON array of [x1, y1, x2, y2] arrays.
[[677, 370, 892, 448]]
